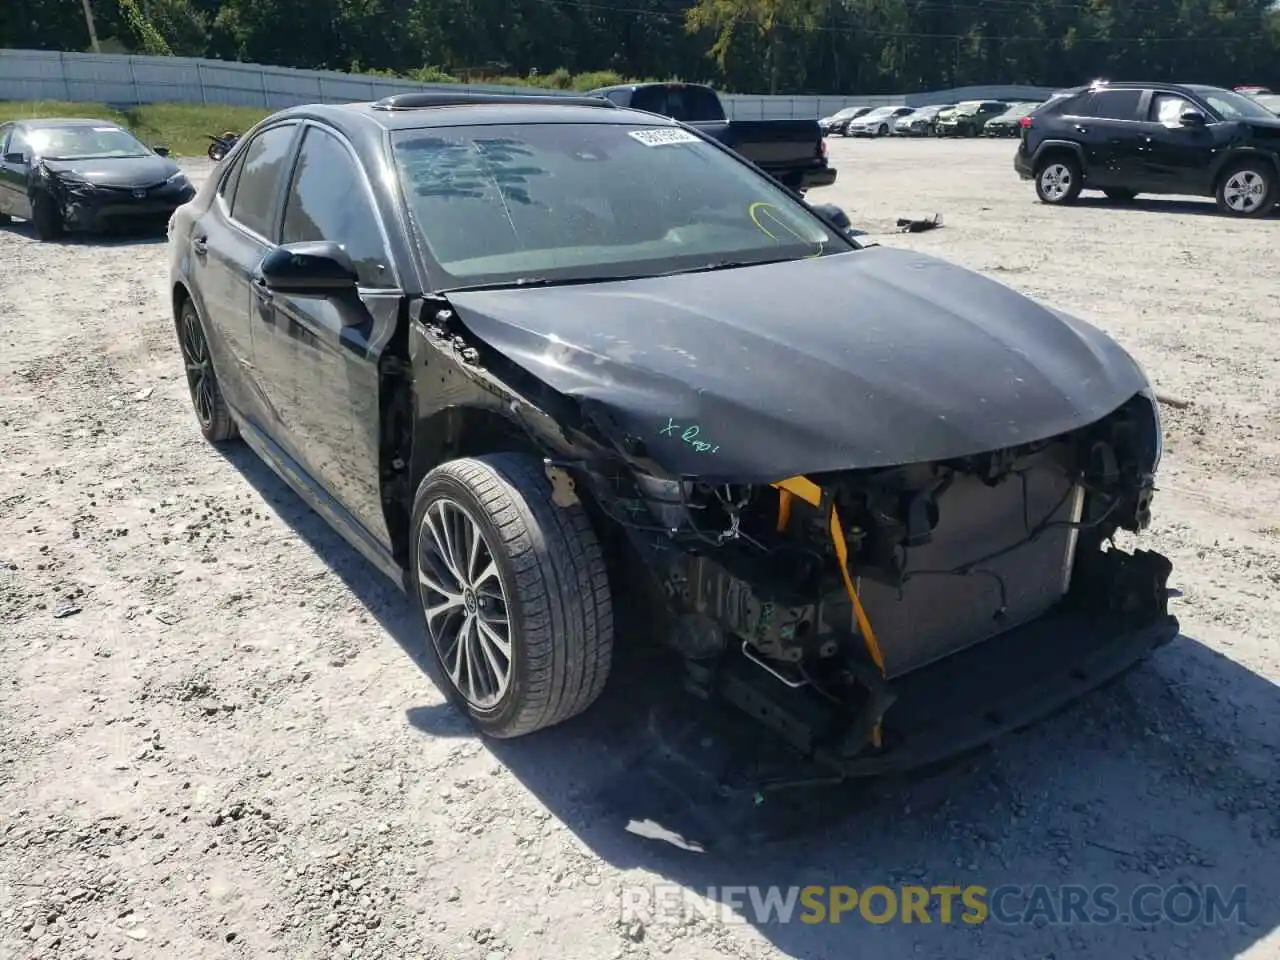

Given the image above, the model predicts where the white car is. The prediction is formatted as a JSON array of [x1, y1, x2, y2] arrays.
[[845, 105, 915, 137]]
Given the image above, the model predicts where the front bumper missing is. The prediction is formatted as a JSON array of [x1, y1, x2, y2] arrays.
[[701, 547, 1178, 783], [57, 183, 195, 231]]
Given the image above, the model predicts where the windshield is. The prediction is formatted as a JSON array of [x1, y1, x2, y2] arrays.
[[1255, 94, 1280, 115], [1188, 86, 1277, 121], [834, 107, 862, 119], [391, 123, 844, 289], [955, 102, 984, 115], [860, 107, 892, 119], [26, 124, 148, 159]]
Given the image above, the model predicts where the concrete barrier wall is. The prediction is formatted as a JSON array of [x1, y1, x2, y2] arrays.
[[0, 48, 1060, 118]]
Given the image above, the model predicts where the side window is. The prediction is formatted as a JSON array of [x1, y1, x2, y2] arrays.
[[0, 124, 11, 155], [1082, 90, 1143, 121], [1152, 93, 1195, 124], [630, 87, 668, 115], [8, 128, 30, 160], [217, 149, 247, 207], [229, 124, 296, 239], [280, 127, 394, 288]]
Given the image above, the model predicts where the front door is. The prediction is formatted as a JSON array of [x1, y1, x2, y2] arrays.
[[251, 122, 400, 548], [0, 126, 33, 219], [191, 122, 299, 431], [1136, 92, 1220, 195]]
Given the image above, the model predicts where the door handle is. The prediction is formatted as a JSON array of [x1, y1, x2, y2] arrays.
[[250, 274, 273, 304], [191, 235, 208, 257]]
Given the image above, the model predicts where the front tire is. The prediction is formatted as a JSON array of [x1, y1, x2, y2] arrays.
[[877, 123, 888, 137], [30, 192, 63, 241], [1216, 160, 1276, 218], [176, 298, 238, 443], [411, 454, 613, 739], [1035, 155, 1082, 205]]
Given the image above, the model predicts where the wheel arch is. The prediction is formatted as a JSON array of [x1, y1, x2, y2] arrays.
[[1032, 139, 1085, 172], [1211, 148, 1280, 187]]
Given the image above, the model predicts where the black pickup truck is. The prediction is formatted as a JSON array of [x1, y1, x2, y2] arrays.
[[589, 82, 837, 194]]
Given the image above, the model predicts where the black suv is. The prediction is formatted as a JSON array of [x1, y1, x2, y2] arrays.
[[1014, 81, 1280, 217]]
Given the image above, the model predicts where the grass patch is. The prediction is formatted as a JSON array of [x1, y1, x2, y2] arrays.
[[0, 101, 271, 156]]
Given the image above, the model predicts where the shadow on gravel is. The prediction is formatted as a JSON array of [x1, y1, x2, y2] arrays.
[[1072, 196, 1280, 218], [220, 443, 1279, 960], [0, 220, 167, 245]]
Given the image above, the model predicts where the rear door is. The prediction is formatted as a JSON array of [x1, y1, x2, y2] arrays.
[[254, 122, 400, 548], [1068, 88, 1147, 186], [1136, 92, 1220, 195], [191, 121, 300, 431]]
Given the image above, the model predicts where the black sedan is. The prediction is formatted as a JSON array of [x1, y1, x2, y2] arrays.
[[167, 91, 1176, 779], [0, 118, 196, 240]]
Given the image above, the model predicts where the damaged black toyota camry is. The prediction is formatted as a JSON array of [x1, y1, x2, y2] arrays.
[[167, 91, 1177, 780]]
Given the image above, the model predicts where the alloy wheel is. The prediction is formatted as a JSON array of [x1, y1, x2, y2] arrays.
[[1039, 163, 1073, 201], [179, 306, 216, 429], [417, 498, 513, 709], [1222, 170, 1267, 213]]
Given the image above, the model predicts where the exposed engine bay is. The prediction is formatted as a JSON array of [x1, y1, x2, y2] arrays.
[[575, 391, 1172, 774]]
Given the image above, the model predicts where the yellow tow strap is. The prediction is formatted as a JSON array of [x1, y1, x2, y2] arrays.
[[771, 475, 886, 747]]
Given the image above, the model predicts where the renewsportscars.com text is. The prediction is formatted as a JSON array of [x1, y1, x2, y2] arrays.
[[619, 883, 1248, 927]]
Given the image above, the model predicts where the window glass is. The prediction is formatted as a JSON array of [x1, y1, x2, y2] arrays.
[[0, 125, 11, 154], [229, 124, 296, 238], [8, 129, 30, 158], [392, 122, 841, 289], [281, 126, 394, 288], [1189, 87, 1275, 120], [1153, 93, 1195, 124], [1082, 90, 1143, 120], [218, 148, 247, 206], [630, 86, 723, 121]]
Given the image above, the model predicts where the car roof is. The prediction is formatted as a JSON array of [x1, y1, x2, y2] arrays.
[[267, 93, 683, 138]]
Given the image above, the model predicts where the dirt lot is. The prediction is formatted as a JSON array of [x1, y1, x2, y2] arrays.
[[1, 137, 1278, 960]]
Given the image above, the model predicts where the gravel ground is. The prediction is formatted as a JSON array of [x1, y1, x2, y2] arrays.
[[1, 139, 1278, 960]]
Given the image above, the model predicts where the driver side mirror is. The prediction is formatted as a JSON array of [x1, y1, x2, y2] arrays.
[[259, 241, 358, 296], [3, 151, 27, 165], [807, 201, 867, 238], [1179, 109, 1207, 127], [153, 144, 170, 157]]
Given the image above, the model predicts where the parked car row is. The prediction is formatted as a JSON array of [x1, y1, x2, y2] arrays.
[[820, 100, 1046, 138]]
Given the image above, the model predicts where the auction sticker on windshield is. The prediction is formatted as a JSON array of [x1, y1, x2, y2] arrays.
[[628, 128, 701, 147]]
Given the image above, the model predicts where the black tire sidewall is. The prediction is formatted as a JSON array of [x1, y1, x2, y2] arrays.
[[31, 192, 61, 240], [410, 464, 534, 735]]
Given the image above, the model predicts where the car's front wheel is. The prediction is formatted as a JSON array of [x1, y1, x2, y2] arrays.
[[1035, 156, 1082, 205], [411, 454, 613, 739], [877, 123, 888, 136], [30, 192, 63, 241], [176, 297, 238, 443], [1216, 160, 1276, 218]]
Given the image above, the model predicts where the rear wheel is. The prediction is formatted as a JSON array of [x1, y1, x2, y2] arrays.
[[876, 123, 889, 137], [1104, 189, 1137, 203], [176, 298, 238, 443], [1034, 155, 1082, 205], [412, 454, 613, 739], [30, 192, 63, 241], [1215, 160, 1275, 218]]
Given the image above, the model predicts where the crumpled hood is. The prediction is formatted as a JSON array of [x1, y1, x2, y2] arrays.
[[41, 154, 179, 188], [446, 246, 1151, 480]]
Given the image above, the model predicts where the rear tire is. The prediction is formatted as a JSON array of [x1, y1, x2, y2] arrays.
[[1034, 155, 1082, 205], [411, 454, 614, 739], [877, 123, 888, 137], [176, 298, 238, 443], [1215, 160, 1276, 218], [30, 192, 63, 241]]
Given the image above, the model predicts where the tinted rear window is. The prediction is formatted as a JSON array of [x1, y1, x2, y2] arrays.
[[1079, 89, 1144, 120], [629, 86, 724, 122]]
